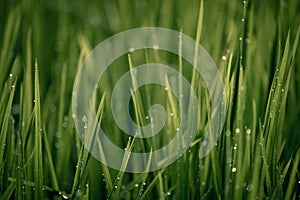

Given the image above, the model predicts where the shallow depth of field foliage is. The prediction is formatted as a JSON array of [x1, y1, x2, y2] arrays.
[[0, 0, 300, 199]]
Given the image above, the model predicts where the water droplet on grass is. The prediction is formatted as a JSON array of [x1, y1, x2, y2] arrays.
[[129, 48, 135, 53], [246, 129, 251, 135], [232, 167, 237, 172], [153, 44, 159, 50], [225, 130, 231, 136], [222, 55, 227, 61], [246, 184, 253, 191], [235, 128, 240, 134]]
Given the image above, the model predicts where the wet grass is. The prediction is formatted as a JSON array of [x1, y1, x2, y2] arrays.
[[0, 0, 300, 199]]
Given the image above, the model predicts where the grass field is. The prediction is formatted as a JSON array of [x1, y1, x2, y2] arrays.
[[0, 0, 300, 199]]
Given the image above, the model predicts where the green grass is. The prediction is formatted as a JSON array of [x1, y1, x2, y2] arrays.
[[0, 0, 300, 199]]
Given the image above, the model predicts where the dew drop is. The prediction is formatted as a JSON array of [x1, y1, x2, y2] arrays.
[[222, 55, 227, 61], [129, 48, 135, 53], [225, 130, 231, 136], [246, 129, 251, 135], [153, 44, 159, 50], [235, 128, 240, 134], [246, 184, 253, 191], [232, 167, 237, 173], [134, 183, 139, 187]]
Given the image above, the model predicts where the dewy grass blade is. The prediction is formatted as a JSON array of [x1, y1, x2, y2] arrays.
[[42, 126, 59, 194], [0, 81, 16, 190], [108, 136, 136, 200], [284, 149, 300, 200], [17, 84, 26, 200], [71, 92, 106, 198], [0, 6, 21, 90], [34, 60, 43, 199], [140, 169, 166, 200]]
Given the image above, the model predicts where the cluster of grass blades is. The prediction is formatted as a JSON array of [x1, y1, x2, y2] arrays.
[[0, 0, 300, 199]]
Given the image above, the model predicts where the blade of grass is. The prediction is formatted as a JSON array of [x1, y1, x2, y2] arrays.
[[42, 126, 59, 193], [0, 81, 16, 191], [0, 6, 21, 90], [0, 181, 16, 200], [284, 148, 300, 200], [34, 60, 43, 199], [16, 86, 26, 200]]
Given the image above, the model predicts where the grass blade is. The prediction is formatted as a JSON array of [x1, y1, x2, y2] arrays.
[[34, 60, 43, 199]]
